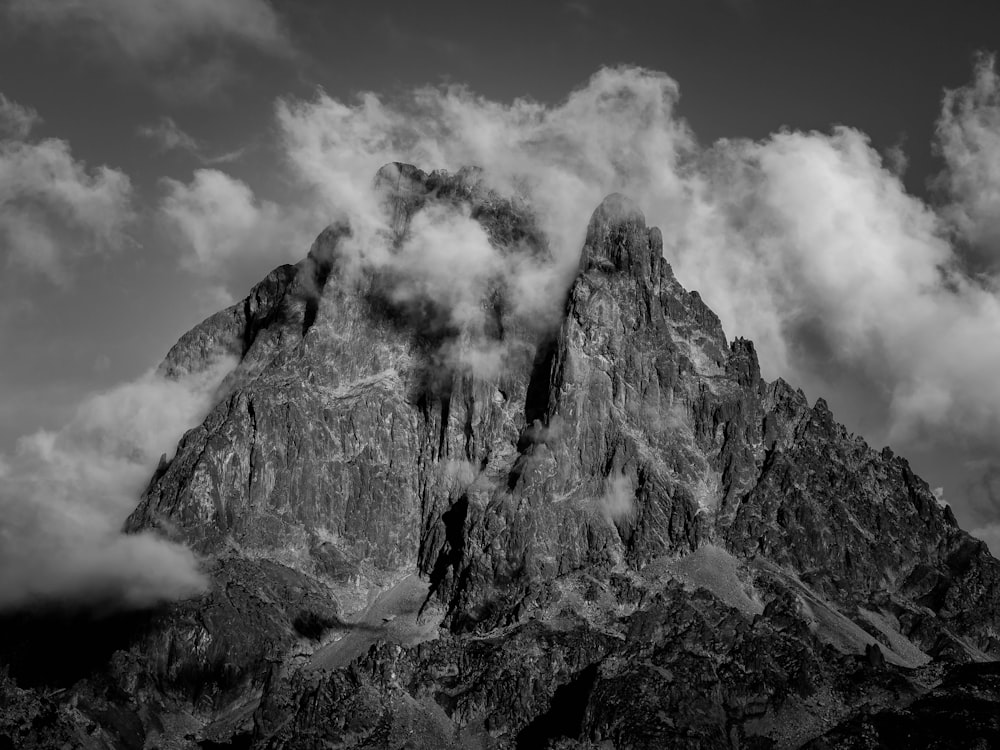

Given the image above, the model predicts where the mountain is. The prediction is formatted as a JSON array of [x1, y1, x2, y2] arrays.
[[4, 164, 1000, 749]]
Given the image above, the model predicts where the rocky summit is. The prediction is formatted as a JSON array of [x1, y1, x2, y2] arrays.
[[4, 164, 1000, 749]]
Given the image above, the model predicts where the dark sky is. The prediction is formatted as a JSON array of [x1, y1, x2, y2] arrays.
[[4, 1, 996, 188], [3, 0, 1000, 542]]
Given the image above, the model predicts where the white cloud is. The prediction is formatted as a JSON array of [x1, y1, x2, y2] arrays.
[[268, 59, 1000, 479], [664, 76, 1000, 449], [672, 126, 1000, 444], [159, 168, 316, 287], [6, 0, 289, 62], [0, 94, 133, 284], [0, 359, 234, 610], [278, 67, 692, 261]]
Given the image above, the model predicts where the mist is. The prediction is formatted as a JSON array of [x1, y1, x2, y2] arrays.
[[0, 359, 234, 611], [598, 474, 635, 524]]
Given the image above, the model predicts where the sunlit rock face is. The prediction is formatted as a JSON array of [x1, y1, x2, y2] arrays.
[[6, 164, 1000, 749]]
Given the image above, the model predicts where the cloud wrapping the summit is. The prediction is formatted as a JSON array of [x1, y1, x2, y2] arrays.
[[268, 62, 1000, 461], [274, 67, 696, 347], [277, 67, 693, 277]]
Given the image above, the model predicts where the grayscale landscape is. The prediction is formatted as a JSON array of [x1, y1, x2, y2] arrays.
[[3, 2, 1000, 748]]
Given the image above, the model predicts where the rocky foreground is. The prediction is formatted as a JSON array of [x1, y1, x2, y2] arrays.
[[3, 164, 1000, 749]]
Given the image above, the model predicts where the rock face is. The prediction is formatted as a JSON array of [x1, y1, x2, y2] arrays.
[[4, 163, 1000, 749]]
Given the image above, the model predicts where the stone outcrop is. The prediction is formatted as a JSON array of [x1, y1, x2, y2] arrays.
[[4, 163, 1000, 749]]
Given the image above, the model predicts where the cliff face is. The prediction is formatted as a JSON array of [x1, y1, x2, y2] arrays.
[[5, 164, 1000, 749]]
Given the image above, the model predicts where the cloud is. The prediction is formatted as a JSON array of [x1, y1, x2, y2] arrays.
[[664, 64, 1000, 454], [6, 0, 289, 63], [598, 474, 635, 523], [138, 116, 200, 154], [0, 359, 234, 611], [883, 138, 908, 177], [387, 203, 501, 325], [138, 116, 246, 164], [159, 168, 316, 291], [0, 92, 40, 139], [279, 66, 692, 251], [274, 66, 694, 362], [673, 127, 1000, 443], [264, 59, 1000, 534], [0, 93, 133, 284]]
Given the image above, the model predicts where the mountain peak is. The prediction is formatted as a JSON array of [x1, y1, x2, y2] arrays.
[[8, 165, 1000, 749], [581, 192, 662, 283]]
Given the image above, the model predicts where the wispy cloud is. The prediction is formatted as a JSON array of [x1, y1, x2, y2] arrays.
[[138, 116, 200, 154], [138, 116, 246, 164], [0, 92, 41, 139]]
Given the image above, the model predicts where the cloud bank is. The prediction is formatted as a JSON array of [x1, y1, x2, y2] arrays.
[[0, 360, 234, 611], [0, 92, 133, 284]]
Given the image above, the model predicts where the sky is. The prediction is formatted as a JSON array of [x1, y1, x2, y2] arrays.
[[4, 0, 1000, 606]]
